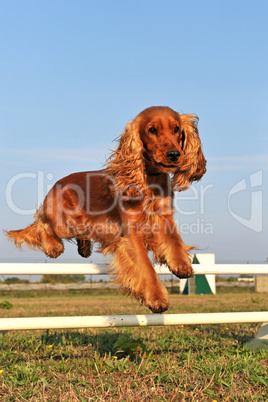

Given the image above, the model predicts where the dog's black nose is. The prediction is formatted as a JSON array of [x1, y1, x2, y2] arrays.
[[166, 150, 180, 162]]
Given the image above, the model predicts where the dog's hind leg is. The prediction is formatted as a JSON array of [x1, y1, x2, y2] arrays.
[[39, 231, 64, 258], [35, 219, 64, 258]]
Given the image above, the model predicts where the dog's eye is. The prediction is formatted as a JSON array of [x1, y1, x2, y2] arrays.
[[148, 127, 157, 135], [174, 126, 180, 133]]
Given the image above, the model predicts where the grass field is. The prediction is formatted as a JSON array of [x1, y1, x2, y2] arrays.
[[0, 289, 267, 401]]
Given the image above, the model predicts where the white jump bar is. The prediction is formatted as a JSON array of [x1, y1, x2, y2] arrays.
[[0, 263, 267, 276], [1, 312, 268, 331]]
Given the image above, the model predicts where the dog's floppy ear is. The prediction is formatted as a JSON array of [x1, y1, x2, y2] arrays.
[[106, 120, 145, 199], [173, 114, 206, 191]]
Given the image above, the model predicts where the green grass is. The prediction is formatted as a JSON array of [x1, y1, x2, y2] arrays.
[[0, 290, 267, 401]]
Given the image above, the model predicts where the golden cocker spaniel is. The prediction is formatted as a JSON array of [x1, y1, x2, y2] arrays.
[[6, 106, 206, 312]]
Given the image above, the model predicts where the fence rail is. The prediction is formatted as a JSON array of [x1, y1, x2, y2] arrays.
[[0, 263, 268, 276], [1, 312, 268, 331], [0, 263, 267, 331]]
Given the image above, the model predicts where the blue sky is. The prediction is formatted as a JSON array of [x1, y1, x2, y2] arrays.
[[1, 0, 267, 265]]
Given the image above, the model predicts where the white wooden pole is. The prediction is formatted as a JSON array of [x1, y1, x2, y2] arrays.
[[0, 263, 267, 276], [1, 312, 268, 331]]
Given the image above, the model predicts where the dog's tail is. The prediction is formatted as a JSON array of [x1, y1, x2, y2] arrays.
[[4, 223, 42, 252]]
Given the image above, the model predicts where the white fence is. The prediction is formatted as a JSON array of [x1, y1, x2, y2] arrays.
[[0, 263, 268, 331]]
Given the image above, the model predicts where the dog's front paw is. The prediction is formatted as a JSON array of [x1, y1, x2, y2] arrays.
[[144, 287, 170, 314], [172, 263, 194, 278], [177, 264, 194, 278], [174, 264, 194, 279], [147, 298, 170, 314]]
